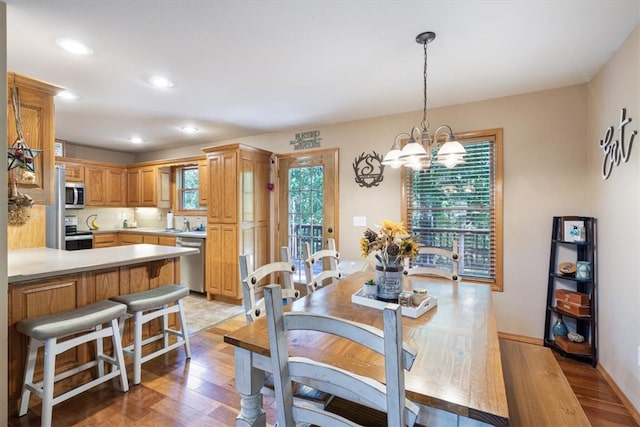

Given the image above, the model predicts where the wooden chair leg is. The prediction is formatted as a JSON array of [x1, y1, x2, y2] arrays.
[[177, 299, 191, 358], [41, 337, 57, 427], [133, 311, 143, 385], [19, 338, 39, 416]]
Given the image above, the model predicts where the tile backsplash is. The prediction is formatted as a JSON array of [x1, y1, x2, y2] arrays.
[[67, 207, 206, 231]]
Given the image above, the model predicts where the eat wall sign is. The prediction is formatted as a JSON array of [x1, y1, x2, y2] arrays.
[[600, 108, 637, 180]]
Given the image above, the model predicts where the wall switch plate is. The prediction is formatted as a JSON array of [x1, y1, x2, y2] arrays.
[[353, 216, 367, 227]]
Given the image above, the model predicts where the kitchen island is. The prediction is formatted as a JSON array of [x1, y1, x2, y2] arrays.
[[7, 244, 198, 416]]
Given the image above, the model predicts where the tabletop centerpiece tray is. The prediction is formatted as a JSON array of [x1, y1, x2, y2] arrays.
[[351, 288, 438, 318]]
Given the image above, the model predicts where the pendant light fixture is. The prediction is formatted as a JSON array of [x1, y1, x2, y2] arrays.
[[382, 31, 466, 170]]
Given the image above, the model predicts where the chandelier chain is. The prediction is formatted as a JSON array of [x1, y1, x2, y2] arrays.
[[422, 39, 428, 129]]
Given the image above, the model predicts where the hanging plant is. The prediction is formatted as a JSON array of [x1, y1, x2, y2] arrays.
[[7, 80, 41, 226]]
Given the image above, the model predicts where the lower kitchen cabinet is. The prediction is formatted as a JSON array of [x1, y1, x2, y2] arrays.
[[93, 233, 118, 248]]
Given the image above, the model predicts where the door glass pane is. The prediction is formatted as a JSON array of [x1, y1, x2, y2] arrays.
[[288, 165, 324, 283]]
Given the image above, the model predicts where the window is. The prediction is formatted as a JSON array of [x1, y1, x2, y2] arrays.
[[176, 166, 204, 211], [402, 128, 503, 291]]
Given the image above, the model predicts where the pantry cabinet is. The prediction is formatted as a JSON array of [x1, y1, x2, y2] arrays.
[[202, 143, 271, 302]]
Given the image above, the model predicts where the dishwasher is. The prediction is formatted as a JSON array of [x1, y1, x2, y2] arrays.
[[176, 236, 205, 293]]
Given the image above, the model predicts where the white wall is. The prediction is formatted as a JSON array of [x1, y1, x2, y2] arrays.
[[586, 24, 640, 412]]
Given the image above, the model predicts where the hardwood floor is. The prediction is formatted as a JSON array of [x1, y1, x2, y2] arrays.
[[7, 314, 639, 426]]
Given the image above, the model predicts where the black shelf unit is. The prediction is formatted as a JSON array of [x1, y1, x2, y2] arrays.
[[543, 216, 598, 367]]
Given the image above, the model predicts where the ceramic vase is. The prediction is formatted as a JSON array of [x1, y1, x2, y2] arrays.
[[363, 283, 378, 299], [552, 317, 569, 338], [375, 261, 403, 302]]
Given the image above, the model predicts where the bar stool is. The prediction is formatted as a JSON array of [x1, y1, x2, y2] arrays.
[[16, 300, 129, 427], [111, 284, 191, 385]]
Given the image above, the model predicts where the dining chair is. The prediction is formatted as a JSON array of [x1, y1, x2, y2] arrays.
[[302, 238, 342, 293], [239, 247, 301, 323], [404, 240, 461, 283], [263, 284, 420, 427], [239, 250, 334, 409]]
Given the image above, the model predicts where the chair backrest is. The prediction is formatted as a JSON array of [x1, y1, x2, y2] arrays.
[[404, 240, 461, 283], [239, 247, 301, 323], [302, 238, 342, 293], [264, 284, 420, 427]]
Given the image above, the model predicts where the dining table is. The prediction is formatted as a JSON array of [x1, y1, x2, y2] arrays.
[[223, 271, 509, 427]]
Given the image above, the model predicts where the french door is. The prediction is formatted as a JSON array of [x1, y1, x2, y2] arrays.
[[275, 149, 338, 284]]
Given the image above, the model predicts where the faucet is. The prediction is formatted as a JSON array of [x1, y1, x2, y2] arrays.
[[183, 218, 191, 232]]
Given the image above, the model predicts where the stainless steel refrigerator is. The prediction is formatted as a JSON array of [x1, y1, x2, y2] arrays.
[[45, 165, 66, 249]]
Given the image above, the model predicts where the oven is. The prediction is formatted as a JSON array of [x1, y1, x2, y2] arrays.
[[64, 216, 93, 250]]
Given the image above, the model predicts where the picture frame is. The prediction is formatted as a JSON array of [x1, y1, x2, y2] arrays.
[[54, 139, 65, 157], [563, 218, 585, 242]]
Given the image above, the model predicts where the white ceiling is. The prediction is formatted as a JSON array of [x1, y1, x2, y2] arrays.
[[5, 1, 640, 154]]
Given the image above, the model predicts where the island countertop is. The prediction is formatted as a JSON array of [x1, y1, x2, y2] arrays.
[[8, 244, 199, 284]]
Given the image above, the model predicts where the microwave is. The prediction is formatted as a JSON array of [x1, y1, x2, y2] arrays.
[[65, 183, 86, 209]]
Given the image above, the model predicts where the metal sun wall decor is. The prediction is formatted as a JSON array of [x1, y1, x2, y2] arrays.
[[289, 130, 322, 150], [600, 108, 637, 180], [353, 151, 385, 188]]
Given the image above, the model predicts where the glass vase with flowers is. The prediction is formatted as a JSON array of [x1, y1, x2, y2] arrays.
[[360, 219, 419, 302]]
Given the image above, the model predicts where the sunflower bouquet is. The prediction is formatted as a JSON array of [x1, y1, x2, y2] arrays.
[[360, 219, 419, 268]]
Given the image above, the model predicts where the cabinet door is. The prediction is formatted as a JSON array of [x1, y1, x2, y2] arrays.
[[141, 166, 157, 206], [221, 224, 239, 298], [127, 168, 142, 206], [207, 151, 238, 223], [158, 236, 176, 246], [59, 161, 85, 182], [143, 235, 159, 244], [206, 223, 222, 294], [105, 167, 126, 206], [7, 73, 59, 205], [157, 166, 171, 208], [198, 159, 208, 206], [85, 165, 106, 206]]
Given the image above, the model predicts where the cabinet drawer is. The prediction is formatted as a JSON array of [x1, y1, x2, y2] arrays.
[[555, 289, 589, 305], [119, 233, 144, 245], [93, 233, 118, 247]]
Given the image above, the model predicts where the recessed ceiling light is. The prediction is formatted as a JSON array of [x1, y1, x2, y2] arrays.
[[180, 126, 199, 134], [148, 75, 174, 88], [55, 38, 93, 55], [129, 136, 144, 144], [56, 90, 80, 100]]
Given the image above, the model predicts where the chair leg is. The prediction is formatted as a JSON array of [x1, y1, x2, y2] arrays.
[[95, 324, 105, 377], [133, 311, 143, 385], [163, 304, 170, 349], [41, 337, 57, 427], [177, 299, 191, 358], [110, 318, 129, 392], [19, 338, 39, 417]]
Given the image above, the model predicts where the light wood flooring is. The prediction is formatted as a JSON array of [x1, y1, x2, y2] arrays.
[[8, 313, 639, 426]]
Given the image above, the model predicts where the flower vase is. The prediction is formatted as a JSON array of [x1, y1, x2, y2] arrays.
[[552, 316, 568, 338], [375, 261, 403, 302]]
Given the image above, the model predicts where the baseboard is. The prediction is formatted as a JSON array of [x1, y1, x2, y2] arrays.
[[497, 331, 640, 424], [596, 363, 640, 425]]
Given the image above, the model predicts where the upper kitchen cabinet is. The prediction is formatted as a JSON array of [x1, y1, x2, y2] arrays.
[[85, 163, 127, 206], [7, 72, 63, 205], [127, 165, 170, 208], [198, 159, 208, 207]]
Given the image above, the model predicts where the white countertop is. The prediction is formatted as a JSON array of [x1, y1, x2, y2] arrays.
[[8, 244, 199, 284]]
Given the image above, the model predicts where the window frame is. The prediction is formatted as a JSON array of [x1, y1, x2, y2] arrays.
[[401, 128, 503, 291], [174, 164, 205, 214]]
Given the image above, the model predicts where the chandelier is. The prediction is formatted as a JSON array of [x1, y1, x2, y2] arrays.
[[382, 31, 466, 170]]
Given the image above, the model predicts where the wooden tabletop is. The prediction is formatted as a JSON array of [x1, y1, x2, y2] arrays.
[[224, 271, 509, 426]]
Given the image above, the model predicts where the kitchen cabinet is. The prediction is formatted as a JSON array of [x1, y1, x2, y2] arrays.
[[127, 165, 171, 208], [202, 143, 271, 302], [118, 232, 176, 247], [118, 233, 144, 245], [93, 233, 118, 248], [7, 72, 62, 206], [57, 160, 84, 182]]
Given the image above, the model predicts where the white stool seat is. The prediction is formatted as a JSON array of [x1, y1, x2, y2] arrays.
[[111, 284, 191, 385], [17, 300, 129, 427]]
